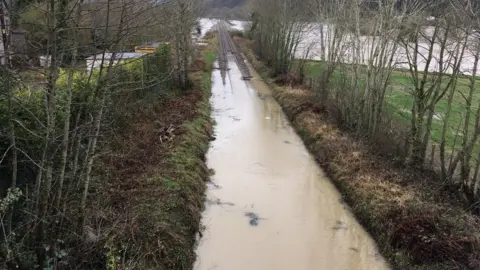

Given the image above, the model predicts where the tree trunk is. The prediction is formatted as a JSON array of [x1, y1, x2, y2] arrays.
[[55, 0, 83, 212]]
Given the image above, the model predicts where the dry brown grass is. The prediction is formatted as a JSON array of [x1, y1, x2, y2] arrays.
[[237, 36, 480, 270]]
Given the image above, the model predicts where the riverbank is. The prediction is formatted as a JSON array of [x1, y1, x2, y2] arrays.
[[92, 41, 216, 269], [236, 37, 480, 270]]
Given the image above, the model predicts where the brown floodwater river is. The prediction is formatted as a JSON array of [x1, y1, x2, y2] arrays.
[[194, 56, 390, 270]]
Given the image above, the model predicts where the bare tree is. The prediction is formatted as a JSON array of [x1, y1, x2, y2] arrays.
[[0, 0, 196, 267], [250, 0, 308, 77]]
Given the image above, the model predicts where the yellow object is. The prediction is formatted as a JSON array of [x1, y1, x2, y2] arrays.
[[134, 46, 157, 53]]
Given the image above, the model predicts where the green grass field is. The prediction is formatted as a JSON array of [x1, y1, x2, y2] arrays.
[[300, 60, 480, 156]]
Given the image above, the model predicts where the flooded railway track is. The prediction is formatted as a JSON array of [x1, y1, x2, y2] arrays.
[[195, 21, 389, 270], [216, 21, 251, 80]]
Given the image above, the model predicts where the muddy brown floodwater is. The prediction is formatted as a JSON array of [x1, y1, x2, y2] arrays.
[[194, 56, 390, 270]]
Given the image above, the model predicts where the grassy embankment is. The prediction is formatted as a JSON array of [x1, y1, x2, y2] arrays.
[[93, 39, 216, 269], [236, 37, 480, 270]]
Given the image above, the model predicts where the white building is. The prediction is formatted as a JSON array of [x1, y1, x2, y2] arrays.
[[86, 52, 147, 71]]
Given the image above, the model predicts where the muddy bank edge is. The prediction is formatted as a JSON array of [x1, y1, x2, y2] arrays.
[[153, 48, 216, 269], [237, 38, 480, 270]]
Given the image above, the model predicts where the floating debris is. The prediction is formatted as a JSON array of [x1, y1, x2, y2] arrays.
[[207, 198, 234, 206], [228, 115, 241, 121], [207, 181, 222, 189], [284, 140, 291, 144], [245, 212, 265, 226], [332, 220, 348, 230], [251, 162, 265, 167]]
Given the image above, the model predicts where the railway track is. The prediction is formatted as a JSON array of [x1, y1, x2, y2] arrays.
[[216, 21, 251, 81]]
